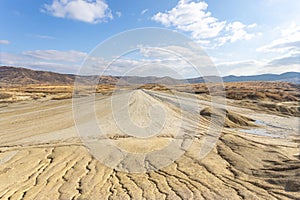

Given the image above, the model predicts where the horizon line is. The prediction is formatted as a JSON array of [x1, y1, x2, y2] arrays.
[[1, 65, 299, 79]]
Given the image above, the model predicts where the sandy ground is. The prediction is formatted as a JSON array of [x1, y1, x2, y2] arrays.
[[0, 89, 299, 199]]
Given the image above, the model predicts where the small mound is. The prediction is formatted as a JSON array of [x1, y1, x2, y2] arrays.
[[200, 107, 257, 128]]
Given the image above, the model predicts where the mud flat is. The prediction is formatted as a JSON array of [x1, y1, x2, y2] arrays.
[[0, 89, 299, 199]]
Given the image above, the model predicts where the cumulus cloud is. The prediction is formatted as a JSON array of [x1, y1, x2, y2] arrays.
[[0, 40, 10, 45], [217, 22, 257, 46], [152, 0, 225, 39], [42, 0, 112, 24], [152, 0, 256, 47]]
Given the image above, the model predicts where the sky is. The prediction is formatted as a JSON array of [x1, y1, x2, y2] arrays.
[[0, 0, 299, 77]]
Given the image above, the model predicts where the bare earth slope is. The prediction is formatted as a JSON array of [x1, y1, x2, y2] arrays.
[[0, 90, 299, 199], [0, 66, 75, 85]]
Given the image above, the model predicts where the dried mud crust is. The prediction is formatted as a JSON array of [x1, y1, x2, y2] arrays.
[[0, 89, 299, 199]]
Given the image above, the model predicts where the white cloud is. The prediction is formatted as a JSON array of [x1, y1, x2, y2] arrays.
[[152, 0, 256, 47], [217, 22, 256, 46], [217, 21, 300, 76], [116, 11, 122, 17], [1, 45, 194, 76], [33, 34, 55, 40], [268, 53, 300, 66], [22, 50, 87, 62], [0, 40, 10, 45], [257, 23, 300, 54], [262, 63, 300, 74], [0, 52, 26, 66], [216, 54, 300, 76], [42, 0, 112, 24], [246, 22, 300, 75], [141, 9, 148, 15], [2, 48, 298, 77], [152, 0, 225, 39], [0, 50, 88, 74], [0, 53, 78, 73], [216, 60, 265, 76]]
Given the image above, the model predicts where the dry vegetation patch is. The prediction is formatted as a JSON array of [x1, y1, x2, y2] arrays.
[[1, 82, 299, 117]]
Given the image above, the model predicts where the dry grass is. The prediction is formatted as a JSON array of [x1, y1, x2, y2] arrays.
[[0, 85, 116, 103], [1, 82, 299, 117], [175, 82, 300, 117]]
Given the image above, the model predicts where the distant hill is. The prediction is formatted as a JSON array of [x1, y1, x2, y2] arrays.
[[0, 66, 75, 85], [0, 66, 299, 86], [0, 66, 118, 86], [222, 72, 300, 83]]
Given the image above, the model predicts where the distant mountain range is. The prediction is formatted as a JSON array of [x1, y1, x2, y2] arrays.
[[0, 66, 299, 86], [187, 72, 300, 84]]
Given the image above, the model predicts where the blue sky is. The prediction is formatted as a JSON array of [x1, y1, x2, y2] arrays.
[[0, 0, 299, 77]]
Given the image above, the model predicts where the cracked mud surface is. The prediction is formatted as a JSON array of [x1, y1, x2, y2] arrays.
[[0, 90, 299, 199]]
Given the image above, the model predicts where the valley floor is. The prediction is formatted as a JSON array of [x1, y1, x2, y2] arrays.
[[0, 90, 299, 199]]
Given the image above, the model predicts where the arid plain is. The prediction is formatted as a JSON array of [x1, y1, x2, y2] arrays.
[[0, 80, 299, 200]]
